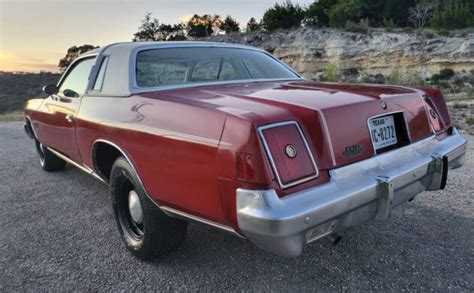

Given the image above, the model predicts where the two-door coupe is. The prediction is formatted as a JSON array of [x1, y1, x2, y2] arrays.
[[24, 42, 467, 259]]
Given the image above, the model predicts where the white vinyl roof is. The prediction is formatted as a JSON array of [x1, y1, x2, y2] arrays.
[[66, 42, 301, 97]]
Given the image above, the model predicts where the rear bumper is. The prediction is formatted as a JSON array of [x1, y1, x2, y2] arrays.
[[236, 128, 467, 257]]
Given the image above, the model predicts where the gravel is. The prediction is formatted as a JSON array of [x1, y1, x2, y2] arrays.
[[0, 122, 473, 291]]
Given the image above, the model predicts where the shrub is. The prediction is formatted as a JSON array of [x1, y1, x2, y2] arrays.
[[265, 46, 276, 54], [466, 117, 474, 125], [358, 71, 370, 83], [262, 1, 305, 31], [431, 73, 441, 83], [453, 103, 469, 109], [343, 67, 360, 76], [423, 30, 436, 39], [323, 63, 339, 82], [383, 18, 396, 32], [406, 71, 425, 86], [439, 68, 455, 79], [345, 18, 370, 33], [385, 68, 402, 85]]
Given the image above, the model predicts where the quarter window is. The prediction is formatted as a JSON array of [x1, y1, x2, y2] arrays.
[[92, 56, 108, 91], [58, 57, 95, 98]]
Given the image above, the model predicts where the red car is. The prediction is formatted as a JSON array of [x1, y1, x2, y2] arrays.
[[24, 42, 467, 259]]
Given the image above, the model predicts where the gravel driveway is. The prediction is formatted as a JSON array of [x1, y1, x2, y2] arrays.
[[1, 122, 473, 291]]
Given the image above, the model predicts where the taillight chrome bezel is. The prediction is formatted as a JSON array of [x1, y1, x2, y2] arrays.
[[423, 95, 445, 134], [258, 121, 319, 189]]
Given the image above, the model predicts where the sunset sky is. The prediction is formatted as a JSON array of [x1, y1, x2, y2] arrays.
[[0, 0, 314, 73]]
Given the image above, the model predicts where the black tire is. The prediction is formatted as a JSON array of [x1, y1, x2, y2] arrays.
[[110, 157, 187, 260], [35, 140, 66, 172]]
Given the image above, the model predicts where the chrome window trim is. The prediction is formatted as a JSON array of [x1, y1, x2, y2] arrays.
[[258, 121, 319, 189], [132, 78, 304, 95], [89, 55, 110, 93], [366, 110, 412, 154]]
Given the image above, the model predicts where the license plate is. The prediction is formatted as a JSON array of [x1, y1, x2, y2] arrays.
[[368, 115, 398, 150]]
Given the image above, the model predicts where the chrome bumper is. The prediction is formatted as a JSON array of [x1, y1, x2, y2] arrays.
[[236, 129, 467, 257]]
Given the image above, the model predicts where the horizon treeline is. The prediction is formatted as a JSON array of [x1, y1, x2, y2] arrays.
[[132, 0, 474, 41]]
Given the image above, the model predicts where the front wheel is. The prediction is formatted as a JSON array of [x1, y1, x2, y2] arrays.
[[35, 140, 66, 172], [110, 157, 187, 260]]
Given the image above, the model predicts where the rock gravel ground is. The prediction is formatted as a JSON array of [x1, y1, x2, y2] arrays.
[[0, 122, 473, 291]]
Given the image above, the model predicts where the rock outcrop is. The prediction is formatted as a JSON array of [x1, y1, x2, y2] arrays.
[[207, 28, 474, 80]]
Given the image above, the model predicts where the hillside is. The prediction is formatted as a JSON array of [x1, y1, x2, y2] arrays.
[[0, 72, 60, 114], [208, 28, 474, 81]]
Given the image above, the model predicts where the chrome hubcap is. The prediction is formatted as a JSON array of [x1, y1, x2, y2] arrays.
[[128, 190, 143, 224]]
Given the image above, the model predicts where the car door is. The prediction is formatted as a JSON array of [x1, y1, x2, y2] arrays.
[[38, 56, 95, 163]]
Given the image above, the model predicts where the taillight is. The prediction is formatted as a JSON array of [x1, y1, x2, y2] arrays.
[[258, 121, 318, 189], [423, 97, 444, 133]]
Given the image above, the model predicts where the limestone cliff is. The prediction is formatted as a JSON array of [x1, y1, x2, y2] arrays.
[[207, 28, 474, 80]]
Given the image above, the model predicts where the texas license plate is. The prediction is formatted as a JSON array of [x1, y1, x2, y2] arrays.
[[368, 115, 398, 150]]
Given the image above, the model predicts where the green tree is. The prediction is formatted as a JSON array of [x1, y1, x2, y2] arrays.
[[246, 17, 262, 32], [262, 0, 305, 31], [305, 0, 338, 27], [382, 0, 417, 28], [58, 45, 98, 72], [133, 13, 188, 41], [328, 0, 371, 28], [431, 0, 474, 30], [408, 2, 434, 30], [157, 23, 187, 41], [133, 12, 161, 41], [187, 14, 223, 38], [220, 15, 240, 34]]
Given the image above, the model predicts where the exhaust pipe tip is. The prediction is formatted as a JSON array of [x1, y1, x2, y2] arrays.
[[327, 233, 342, 246]]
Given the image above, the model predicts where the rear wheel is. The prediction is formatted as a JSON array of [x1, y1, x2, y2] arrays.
[[110, 157, 187, 260], [35, 140, 66, 172]]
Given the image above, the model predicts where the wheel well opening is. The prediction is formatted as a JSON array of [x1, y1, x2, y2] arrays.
[[93, 142, 123, 182], [25, 118, 36, 139]]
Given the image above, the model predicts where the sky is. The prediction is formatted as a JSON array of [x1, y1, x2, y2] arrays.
[[0, 0, 314, 72]]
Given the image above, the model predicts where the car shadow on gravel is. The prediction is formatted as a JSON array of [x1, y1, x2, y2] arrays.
[[151, 201, 473, 290]]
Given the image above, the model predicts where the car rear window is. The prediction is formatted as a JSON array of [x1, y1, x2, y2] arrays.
[[135, 47, 298, 88]]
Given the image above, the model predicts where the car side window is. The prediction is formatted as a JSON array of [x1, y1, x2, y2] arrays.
[[58, 57, 95, 98], [92, 56, 108, 91]]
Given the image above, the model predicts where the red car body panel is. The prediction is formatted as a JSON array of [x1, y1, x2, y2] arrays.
[[25, 78, 445, 230]]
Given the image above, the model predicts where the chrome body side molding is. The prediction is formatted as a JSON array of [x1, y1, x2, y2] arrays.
[[160, 206, 244, 238], [46, 147, 107, 184]]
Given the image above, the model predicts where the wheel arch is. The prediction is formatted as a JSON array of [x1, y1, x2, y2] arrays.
[[92, 139, 144, 186]]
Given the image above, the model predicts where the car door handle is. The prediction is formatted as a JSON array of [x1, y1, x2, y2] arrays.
[[65, 114, 74, 123]]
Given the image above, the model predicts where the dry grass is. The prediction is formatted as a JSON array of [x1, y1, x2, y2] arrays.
[[0, 111, 24, 122]]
